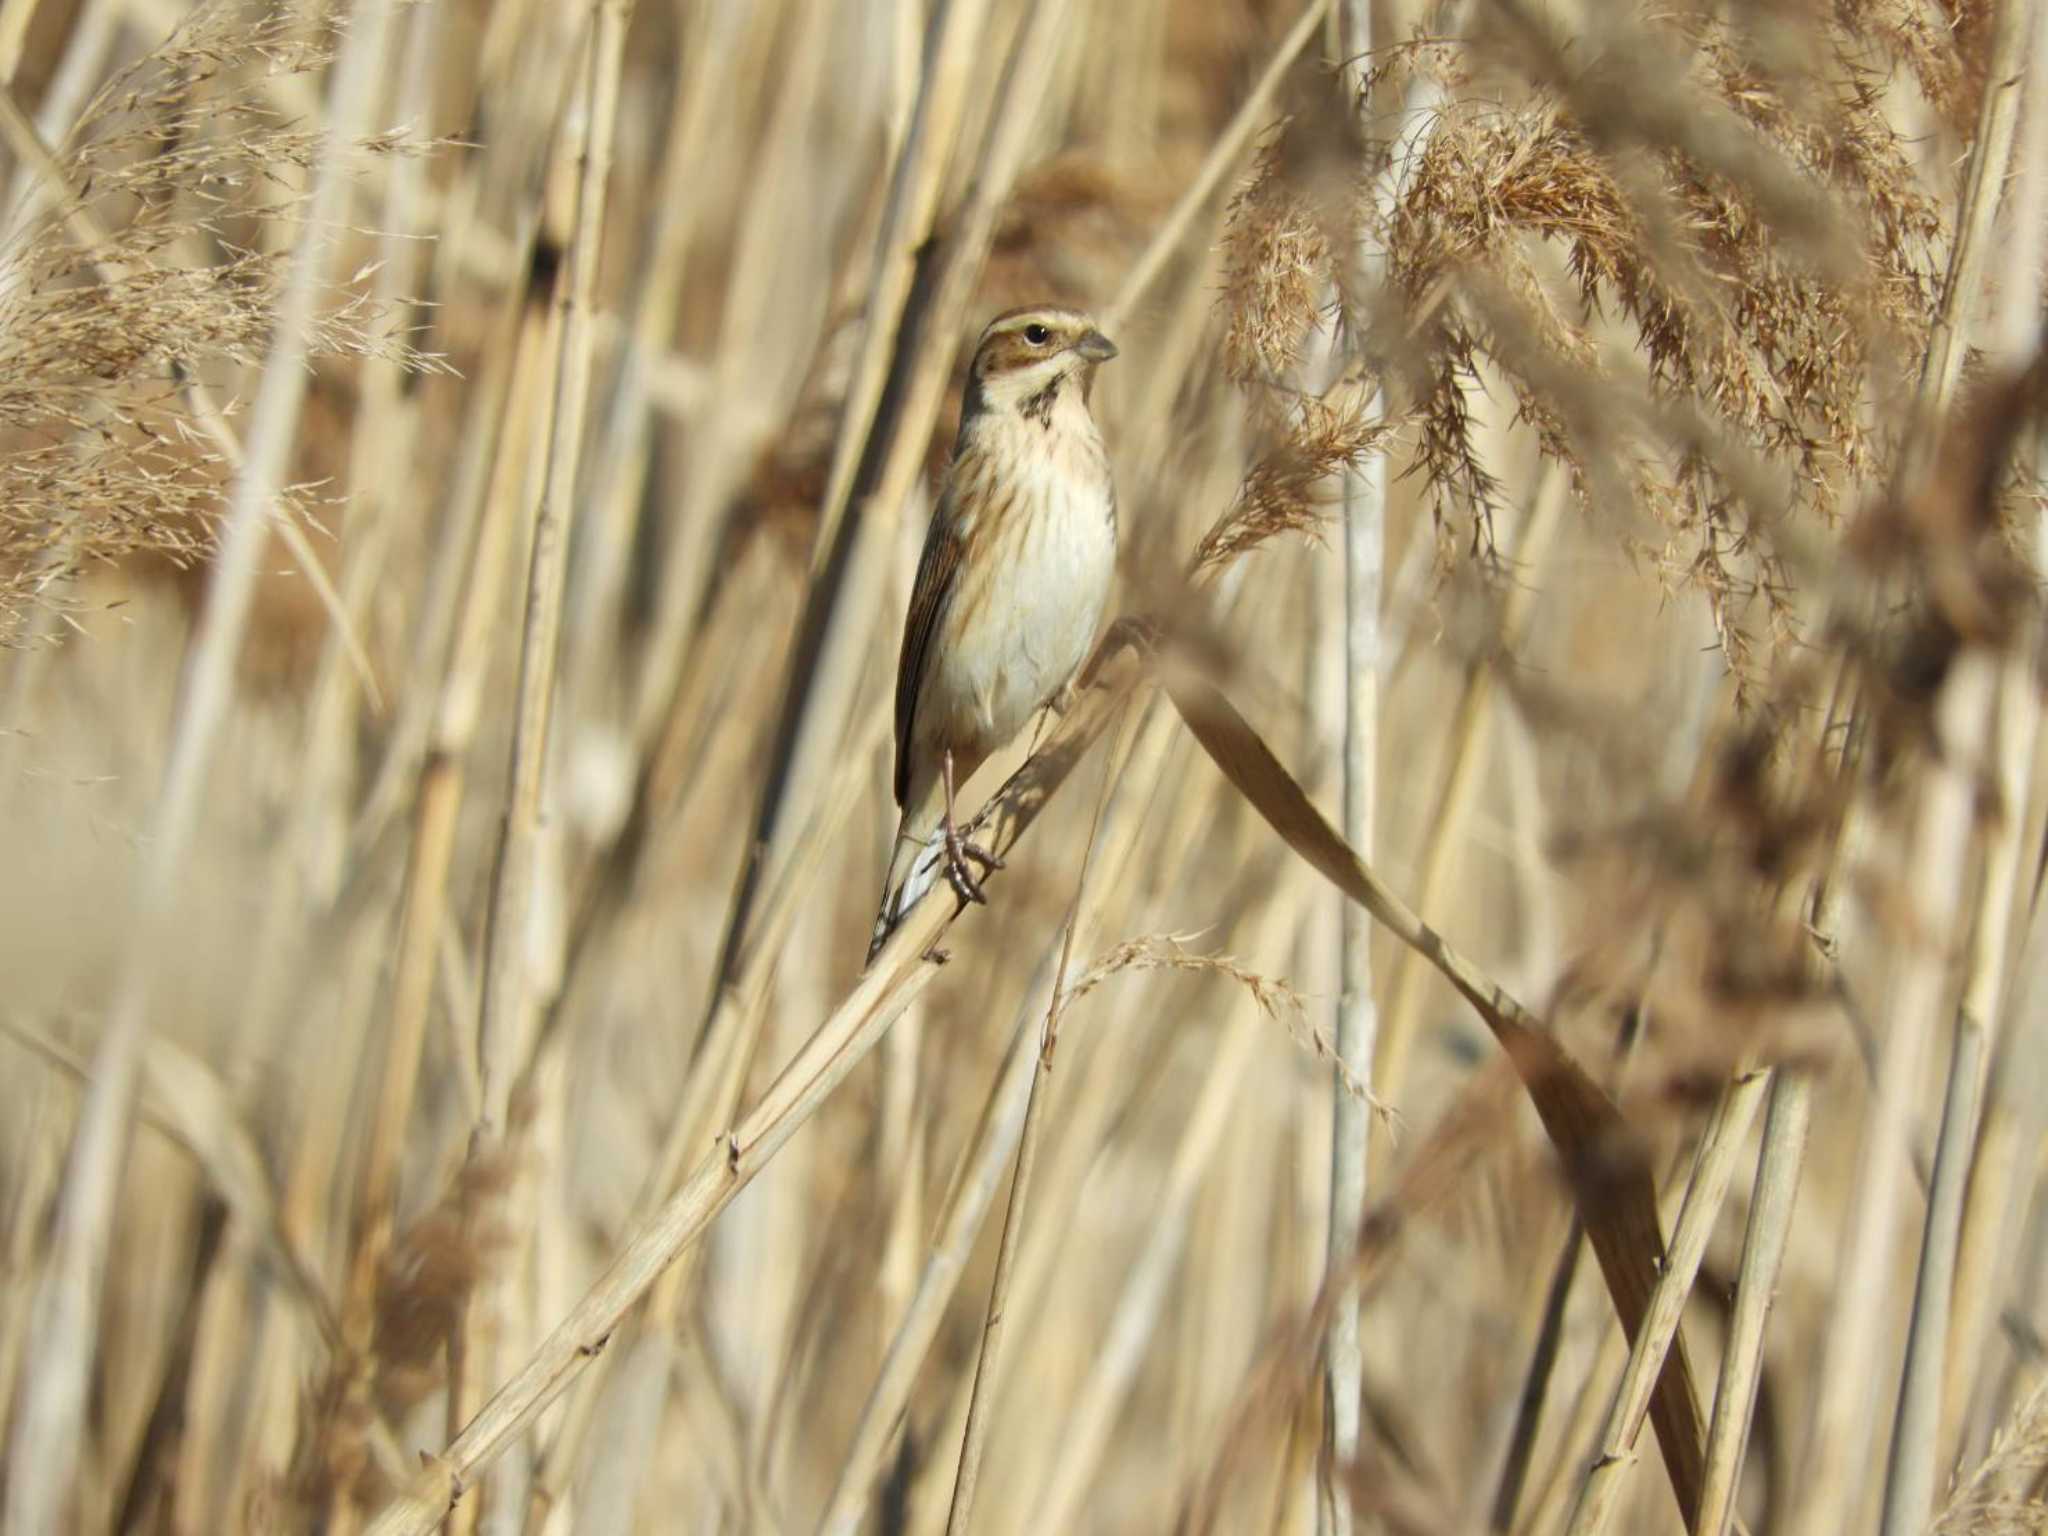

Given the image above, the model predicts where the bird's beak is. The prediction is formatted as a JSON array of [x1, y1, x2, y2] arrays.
[[1073, 329, 1118, 363]]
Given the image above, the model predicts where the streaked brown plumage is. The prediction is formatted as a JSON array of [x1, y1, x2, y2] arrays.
[[868, 305, 1119, 959]]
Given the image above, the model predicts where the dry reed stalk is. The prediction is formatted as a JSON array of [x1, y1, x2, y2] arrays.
[[1563, 1064, 1769, 1533], [453, 12, 632, 1530], [0, 1015, 335, 1351], [1884, 638, 2040, 1536], [1321, 4, 1381, 1527], [0, 0, 37, 83], [317, 284, 553, 1536], [246, 30, 446, 1500], [2, 6, 399, 1527], [363, 666, 1137, 1536], [1794, 6, 2033, 1520], [563, 0, 778, 705], [519, 731, 879, 1523], [1885, 26, 2048, 1517], [614, 0, 831, 760], [1694, 1066, 1814, 1536], [473, 0, 631, 1134], [1792, 651, 1999, 1536], [1932, 0, 2048, 1484]]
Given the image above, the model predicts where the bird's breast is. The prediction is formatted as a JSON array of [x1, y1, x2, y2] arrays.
[[927, 418, 1117, 754]]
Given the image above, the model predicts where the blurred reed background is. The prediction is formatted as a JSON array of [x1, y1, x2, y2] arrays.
[[3, 0, 2048, 1532]]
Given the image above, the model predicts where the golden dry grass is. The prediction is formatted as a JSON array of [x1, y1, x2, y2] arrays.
[[5, 0, 2048, 1533]]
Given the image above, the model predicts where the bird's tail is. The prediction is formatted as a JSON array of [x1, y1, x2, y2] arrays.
[[867, 804, 946, 964]]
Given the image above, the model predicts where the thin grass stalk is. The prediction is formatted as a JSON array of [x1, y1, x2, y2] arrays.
[[944, 696, 1129, 1535], [1694, 1067, 1812, 1536], [455, 13, 629, 1527], [1881, 482, 2045, 1536], [0, 6, 397, 1526], [610, 0, 824, 770], [326, 451, 528, 1528], [1893, 728, 2039, 1518], [562, 0, 766, 699], [1322, 5, 1377, 1530], [797, 0, 996, 584], [0, 1018, 337, 1353], [474, 0, 632, 1133], [349, 284, 552, 1338], [1790, 652, 1999, 1536], [1945, 57, 2048, 1468], [512, 688, 862, 1506], [1564, 1066, 1770, 1534], [348, 232, 544, 855]]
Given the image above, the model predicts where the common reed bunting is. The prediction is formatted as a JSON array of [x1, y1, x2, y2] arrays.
[[868, 305, 1119, 960]]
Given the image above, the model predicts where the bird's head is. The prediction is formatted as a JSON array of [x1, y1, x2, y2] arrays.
[[963, 305, 1117, 421]]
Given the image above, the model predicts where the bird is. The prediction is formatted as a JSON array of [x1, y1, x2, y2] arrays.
[[868, 304, 1120, 961]]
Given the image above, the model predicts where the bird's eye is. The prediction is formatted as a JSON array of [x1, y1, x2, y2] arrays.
[[1023, 323, 1052, 346]]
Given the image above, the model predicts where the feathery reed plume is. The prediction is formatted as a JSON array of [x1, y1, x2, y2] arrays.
[[0, 0, 440, 646]]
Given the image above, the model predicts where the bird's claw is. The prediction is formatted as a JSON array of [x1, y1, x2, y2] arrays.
[[943, 827, 1004, 905]]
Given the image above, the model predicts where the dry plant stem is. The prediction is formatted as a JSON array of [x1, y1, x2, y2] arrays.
[[565, 0, 762, 688], [1564, 1065, 1770, 1535], [355, 291, 550, 1327], [0, 7, 396, 1528], [1901, 0, 2032, 486], [452, 13, 627, 1526], [362, 675, 1132, 1536], [1322, 6, 1378, 1531], [1792, 651, 1999, 1536], [474, 0, 632, 1133], [351, 239, 543, 858], [943, 701, 1127, 1536], [1696, 1067, 1813, 1536], [0, 0, 38, 83], [1789, 0, 2030, 1516], [333, 312, 540, 1447], [1378, 462, 1566, 1102], [801, 0, 995, 579], [1882, 648, 2042, 1534], [1928, 0, 2048, 1485], [0, 1017, 336, 1348], [1492, 1217, 1584, 1532], [818, 690, 1195, 1535]]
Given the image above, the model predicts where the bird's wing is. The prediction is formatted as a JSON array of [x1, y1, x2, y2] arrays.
[[893, 500, 964, 809]]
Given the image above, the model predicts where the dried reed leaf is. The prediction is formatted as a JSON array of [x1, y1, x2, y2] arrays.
[[1158, 654, 1709, 1528]]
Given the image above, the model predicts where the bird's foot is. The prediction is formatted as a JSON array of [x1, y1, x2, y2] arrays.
[[943, 820, 1004, 905]]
